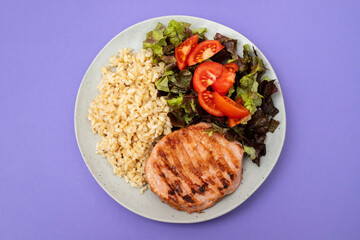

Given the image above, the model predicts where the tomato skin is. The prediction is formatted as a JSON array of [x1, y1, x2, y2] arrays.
[[235, 97, 243, 105], [228, 115, 251, 128], [211, 65, 236, 95], [228, 118, 242, 128], [193, 62, 225, 93], [187, 40, 224, 66], [224, 63, 239, 72], [198, 91, 225, 117], [175, 35, 198, 70], [213, 92, 250, 118]]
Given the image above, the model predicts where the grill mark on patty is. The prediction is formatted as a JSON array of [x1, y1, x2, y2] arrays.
[[158, 148, 180, 178], [185, 129, 217, 187], [195, 182, 208, 193], [163, 133, 200, 200], [196, 130, 234, 194], [202, 132, 235, 184], [177, 132, 210, 195], [195, 132, 225, 193], [211, 136, 236, 181], [173, 180, 183, 194], [216, 135, 240, 170], [182, 195, 195, 203], [156, 147, 187, 201], [153, 161, 178, 199]]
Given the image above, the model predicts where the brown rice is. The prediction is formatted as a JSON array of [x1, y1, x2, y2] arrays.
[[88, 48, 172, 189]]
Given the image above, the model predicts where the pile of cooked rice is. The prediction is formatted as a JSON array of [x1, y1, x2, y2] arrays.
[[88, 48, 172, 191]]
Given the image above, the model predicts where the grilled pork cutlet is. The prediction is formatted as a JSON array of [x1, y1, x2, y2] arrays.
[[145, 122, 243, 213]]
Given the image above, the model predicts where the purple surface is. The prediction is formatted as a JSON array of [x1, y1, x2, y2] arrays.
[[1, 0, 360, 239]]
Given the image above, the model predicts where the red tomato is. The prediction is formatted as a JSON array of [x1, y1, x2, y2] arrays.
[[193, 62, 225, 93], [198, 91, 225, 117], [228, 115, 251, 128], [235, 97, 243, 105], [187, 40, 224, 66], [175, 35, 198, 70], [211, 65, 236, 95], [228, 118, 243, 128], [213, 92, 250, 118], [224, 62, 239, 72]]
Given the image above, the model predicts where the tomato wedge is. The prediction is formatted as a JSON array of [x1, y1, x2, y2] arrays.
[[235, 97, 243, 105], [187, 40, 224, 66], [198, 91, 225, 117], [175, 35, 198, 70], [228, 115, 251, 128], [213, 92, 250, 118], [211, 64, 236, 95], [228, 118, 243, 128], [228, 97, 250, 128], [193, 62, 224, 93], [224, 62, 239, 72]]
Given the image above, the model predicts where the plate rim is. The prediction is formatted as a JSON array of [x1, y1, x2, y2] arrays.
[[74, 15, 287, 223]]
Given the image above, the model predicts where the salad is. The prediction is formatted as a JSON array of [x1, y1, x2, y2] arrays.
[[143, 20, 280, 166]]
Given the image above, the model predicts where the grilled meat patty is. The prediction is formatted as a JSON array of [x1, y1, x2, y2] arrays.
[[145, 122, 244, 213]]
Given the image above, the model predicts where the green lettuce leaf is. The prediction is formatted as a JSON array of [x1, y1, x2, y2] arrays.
[[192, 28, 207, 40], [155, 76, 170, 92], [240, 91, 263, 114], [192, 28, 207, 35], [167, 94, 183, 107], [154, 70, 176, 92], [164, 20, 191, 47], [243, 44, 251, 59], [166, 93, 198, 125], [226, 85, 235, 97], [244, 145, 256, 160], [234, 53, 266, 114], [155, 69, 192, 94], [143, 23, 167, 56]]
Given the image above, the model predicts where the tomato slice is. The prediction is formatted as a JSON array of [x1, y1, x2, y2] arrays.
[[213, 92, 250, 118], [224, 62, 239, 72], [175, 35, 198, 70], [211, 65, 236, 95], [228, 115, 251, 128], [187, 40, 224, 66], [228, 118, 243, 128], [228, 97, 251, 127], [198, 91, 225, 117], [193, 62, 225, 93], [235, 97, 243, 105]]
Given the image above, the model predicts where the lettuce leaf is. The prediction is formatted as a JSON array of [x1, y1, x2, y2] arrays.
[[155, 70, 175, 92], [226, 85, 235, 98], [155, 76, 170, 92], [173, 69, 192, 90], [192, 28, 207, 40], [167, 94, 183, 107], [244, 145, 256, 160], [192, 28, 207, 35], [143, 23, 167, 56], [235, 52, 266, 114], [144, 20, 201, 66], [164, 20, 191, 47], [166, 93, 199, 125], [237, 90, 262, 115], [155, 69, 192, 94]]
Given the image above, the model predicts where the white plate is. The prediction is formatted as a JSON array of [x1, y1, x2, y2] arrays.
[[74, 15, 286, 223]]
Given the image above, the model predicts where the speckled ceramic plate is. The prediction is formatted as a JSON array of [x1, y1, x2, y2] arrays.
[[74, 15, 286, 223]]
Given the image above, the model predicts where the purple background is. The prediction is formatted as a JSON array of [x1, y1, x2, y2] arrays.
[[1, 0, 360, 239]]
